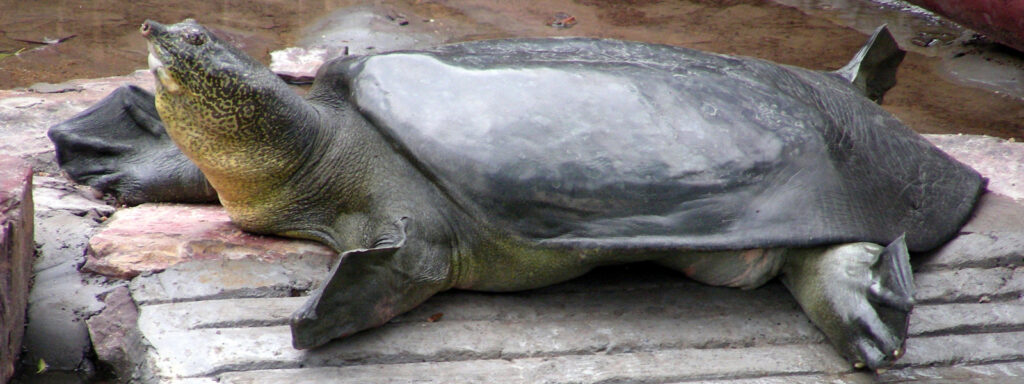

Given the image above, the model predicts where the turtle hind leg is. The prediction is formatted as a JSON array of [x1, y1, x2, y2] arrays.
[[657, 248, 786, 290], [47, 85, 218, 205], [780, 236, 914, 370]]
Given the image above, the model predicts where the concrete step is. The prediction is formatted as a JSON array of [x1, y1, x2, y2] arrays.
[[134, 279, 1024, 380], [898, 331, 1024, 367], [149, 326, 1024, 382], [137, 298, 820, 377], [140, 278, 802, 328], [879, 360, 1024, 383], [143, 287, 1024, 339], [915, 266, 1024, 303], [213, 344, 855, 384]]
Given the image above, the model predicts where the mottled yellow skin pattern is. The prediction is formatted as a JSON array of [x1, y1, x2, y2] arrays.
[[148, 21, 312, 236]]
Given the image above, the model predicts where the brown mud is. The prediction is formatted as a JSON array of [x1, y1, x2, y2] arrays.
[[1, 0, 1021, 139]]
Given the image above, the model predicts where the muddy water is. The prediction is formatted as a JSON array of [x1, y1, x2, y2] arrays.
[[0, 0, 1021, 139], [775, 0, 1024, 100]]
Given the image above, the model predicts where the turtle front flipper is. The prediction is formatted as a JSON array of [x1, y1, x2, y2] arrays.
[[47, 85, 217, 205], [290, 218, 452, 349], [290, 244, 404, 349], [781, 237, 914, 370]]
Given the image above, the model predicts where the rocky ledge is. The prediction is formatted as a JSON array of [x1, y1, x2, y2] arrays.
[[0, 156, 34, 383]]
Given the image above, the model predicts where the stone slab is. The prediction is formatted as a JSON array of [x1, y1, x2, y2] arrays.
[[0, 155, 34, 382], [153, 328, 1024, 383], [899, 331, 1024, 367], [684, 375, 877, 384], [927, 135, 1024, 201], [85, 204, 336, 279], [131, 286, 1024, 381], [135, 289, 822, 378], [910, 302, 1024, 336], [86, 286, 144, 381], [880, 360, 1024, 382], [214, 344, 853, 384], [914, 267, 1024, 303], [128, 257, 333, 305], [31, 176, 115, 219], [135, 297, 305, 331], [919, 192, 1024, 271]]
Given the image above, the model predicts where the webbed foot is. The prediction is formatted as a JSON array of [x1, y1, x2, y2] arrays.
[[782, 236, 913, 370], [290, 218, 452, 350], [48, 85, 217, 205]]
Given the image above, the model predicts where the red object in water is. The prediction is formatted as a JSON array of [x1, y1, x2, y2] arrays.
[[906, 0, 1024, 52]]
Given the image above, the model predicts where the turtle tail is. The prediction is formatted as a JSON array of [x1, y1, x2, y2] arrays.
[[833, 25, 906, 104]]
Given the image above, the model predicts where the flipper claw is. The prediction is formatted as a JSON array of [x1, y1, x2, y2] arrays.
[[782, 236, 915, 370]]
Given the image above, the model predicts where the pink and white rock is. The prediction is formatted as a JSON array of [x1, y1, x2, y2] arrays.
[[83, 204, 335, 279], [266, 4, 451, 83], [269, 47, 341, 84], [85, 286, 141, 381]]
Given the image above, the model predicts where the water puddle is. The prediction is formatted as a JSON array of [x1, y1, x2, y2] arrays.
[[771, 0, 1024, 99]]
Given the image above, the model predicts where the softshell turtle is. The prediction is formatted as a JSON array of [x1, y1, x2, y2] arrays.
[[49, 19, 984, 370]]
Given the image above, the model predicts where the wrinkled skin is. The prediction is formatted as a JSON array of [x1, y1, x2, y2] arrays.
[[48, 19, 983, 370]]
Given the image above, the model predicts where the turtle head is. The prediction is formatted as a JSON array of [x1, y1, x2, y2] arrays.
[[139, 19, 285, 166], [141, 19, 319, 227], [141, 19, 266, 99]]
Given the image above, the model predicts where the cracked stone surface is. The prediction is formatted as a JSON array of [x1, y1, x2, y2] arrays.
[[21, 176, 122, 376]]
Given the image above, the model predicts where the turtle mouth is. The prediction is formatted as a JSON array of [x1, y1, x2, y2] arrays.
[[146, 42, 163, 70], [146, 42, 182, 94]]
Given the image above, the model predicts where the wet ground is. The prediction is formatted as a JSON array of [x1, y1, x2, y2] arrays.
[[0, 0, 1022, 139]]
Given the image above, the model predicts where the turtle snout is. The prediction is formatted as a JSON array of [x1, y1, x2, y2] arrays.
[[140, 20, 165, 38]]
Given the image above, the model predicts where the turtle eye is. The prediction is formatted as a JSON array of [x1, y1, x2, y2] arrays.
[[184, 31, 206, 46]]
